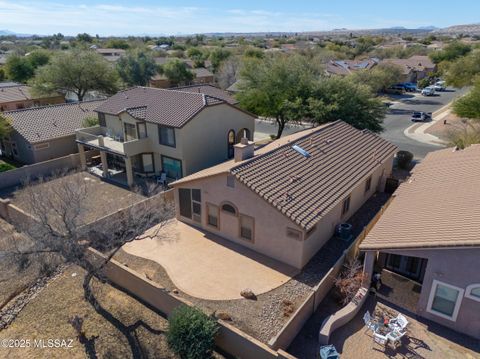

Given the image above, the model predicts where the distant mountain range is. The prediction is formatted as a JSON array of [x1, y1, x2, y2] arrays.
[[0, 29, 33, 37], [434, 23, 480, 35], [1, 23, 480, 38]]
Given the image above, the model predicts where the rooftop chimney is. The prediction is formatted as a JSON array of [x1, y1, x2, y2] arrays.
[[234, 137, 254, 162]]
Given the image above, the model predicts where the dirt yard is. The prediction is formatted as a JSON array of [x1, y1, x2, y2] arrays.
[[0, 265, 227, 359], [425, 111, 467, 143], [3, 172, 145, 224]]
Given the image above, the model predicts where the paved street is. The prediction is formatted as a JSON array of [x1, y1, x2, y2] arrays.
[[380, 87, 468, 159], [254, 119, 310, 141], [254, 87, 467, 159]]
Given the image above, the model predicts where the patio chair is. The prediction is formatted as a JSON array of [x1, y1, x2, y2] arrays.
[[373, 332, 388, 347], [363, 311, 378, 332], [156, 172, 167, 186], [388, 313, 409, 332], [386, 329, 406, 348], [319, 344, 340, 359]]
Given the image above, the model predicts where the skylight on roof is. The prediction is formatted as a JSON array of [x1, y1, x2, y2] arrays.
[[292, 144, 311, 158]]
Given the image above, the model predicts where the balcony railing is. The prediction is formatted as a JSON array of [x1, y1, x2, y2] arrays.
[[76, 126, 152, 156]]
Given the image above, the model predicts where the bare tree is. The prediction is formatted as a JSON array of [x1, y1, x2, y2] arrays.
[[447, 119, 480, 149], [216, 56, 241, 89], [4, 171, 174, 358], [334, 258, 366, 306]]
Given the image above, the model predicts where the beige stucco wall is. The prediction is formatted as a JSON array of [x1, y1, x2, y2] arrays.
[[174, 174, 305, 268], [173, 154, 393, 269], [0, 95, 64, 112], [300, 155, 394, 267], [101, 103, 255, 177], [179, 104, 255, 175], [377, 247, 480, 339]]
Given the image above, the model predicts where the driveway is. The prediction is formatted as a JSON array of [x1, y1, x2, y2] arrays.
[[122, 220, 297, 300], [380, 88, 468, 159]]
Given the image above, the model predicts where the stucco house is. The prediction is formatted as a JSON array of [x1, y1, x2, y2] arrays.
[[76, 85, 255, 187], [325, 58, 379, 76], [360, 145, 480, 339], [0, 100, 104, 164], [0, 82, 65, 112], [381, 55, 437, 83], [171, 121, 397, 269], [150, 57, 215, 89]]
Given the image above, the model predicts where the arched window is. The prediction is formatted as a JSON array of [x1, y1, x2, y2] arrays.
[[221, 202, 237, 215], [227, 130, 235, 159], [236, 128, 251, 143]]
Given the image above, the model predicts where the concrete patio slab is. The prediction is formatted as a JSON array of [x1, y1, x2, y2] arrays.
[[122, 220, 298, 300]]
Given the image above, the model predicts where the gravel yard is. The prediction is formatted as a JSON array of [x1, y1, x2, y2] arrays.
[[2, 171, 145, 224]]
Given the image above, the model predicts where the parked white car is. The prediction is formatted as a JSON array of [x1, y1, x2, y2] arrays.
[[421, 86, 436, 96], [433, 80, 446, 92]]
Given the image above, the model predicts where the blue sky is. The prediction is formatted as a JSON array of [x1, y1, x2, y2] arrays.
[[0, 0, 478, 36]]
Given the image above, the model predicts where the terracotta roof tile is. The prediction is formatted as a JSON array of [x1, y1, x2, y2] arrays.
[[95, 86, 235, 128], [360, 145, 480, 250], [231, 121, 396, 230], [3, 100, 105, 144], [174, 121, 397, 230]]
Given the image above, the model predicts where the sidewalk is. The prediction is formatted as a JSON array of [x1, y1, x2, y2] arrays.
[[403, 103, 451, 146]]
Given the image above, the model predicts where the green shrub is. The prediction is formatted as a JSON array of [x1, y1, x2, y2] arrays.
[[396, 150, 414, 170], [0, 162, 15, 172], [167, 306, 218, 359]]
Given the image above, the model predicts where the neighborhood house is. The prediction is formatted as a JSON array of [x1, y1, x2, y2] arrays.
[[0, 100, 104, 164], [361, 145, 480, 339], [0, 82, 65, 112], [76, 85, 255, 187], [172, 121, 397, 269]]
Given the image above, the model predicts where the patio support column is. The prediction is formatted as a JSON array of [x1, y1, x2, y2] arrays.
[[100, 151, 108, 177], [125, 157, 134, 187], [77, 144, 86, 170], [363, 250, 376, 287]]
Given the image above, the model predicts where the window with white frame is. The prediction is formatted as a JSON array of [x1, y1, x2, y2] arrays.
[[427, 280, 464, 321], [465, 284, 480, 302]]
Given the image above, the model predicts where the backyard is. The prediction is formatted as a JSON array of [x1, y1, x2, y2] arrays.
[[113, 192, 392, 344], [1, 171, 146, 224]]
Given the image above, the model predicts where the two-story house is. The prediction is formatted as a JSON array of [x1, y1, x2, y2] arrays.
[[171, 121, 397, 269], [75, 85, 255, 187]]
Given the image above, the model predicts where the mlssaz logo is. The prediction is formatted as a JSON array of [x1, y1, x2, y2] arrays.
[[34, 339, 74, 349]]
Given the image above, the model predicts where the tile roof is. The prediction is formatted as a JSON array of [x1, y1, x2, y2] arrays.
[[174, 121, 397, 230], [95, 86, 236, 128], [169, 84, 238, 104], [360, 145, 480, 251], [191, 67, 214, 78], [3, 100, 105, 144], [0, 84, 58, 104], [125, 106, 147, 120], [381, 55, 436, 75], [326, 58, 379, 75]]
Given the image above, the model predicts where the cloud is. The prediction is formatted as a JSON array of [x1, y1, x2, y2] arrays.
[[0, 1, 349, 35]]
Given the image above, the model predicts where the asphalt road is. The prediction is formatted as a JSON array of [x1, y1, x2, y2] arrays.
[[380, 87, 468, 159], [254, 87, 467, 159]]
